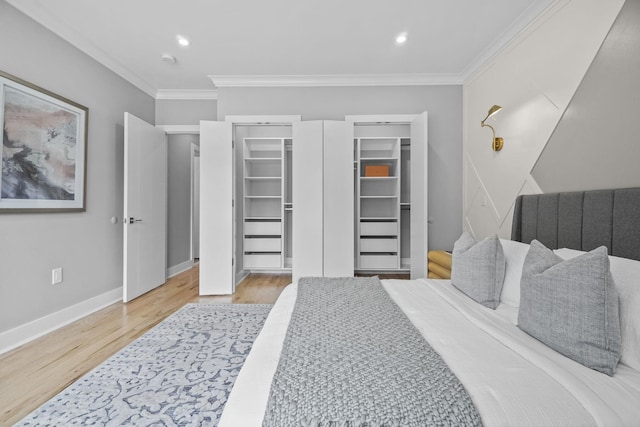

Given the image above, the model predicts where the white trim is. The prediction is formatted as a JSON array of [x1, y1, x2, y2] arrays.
[[345, 114, 419, 124], [0, 287, 122, 355], [224, 115, 302, 124], [463, 0, 562, 82], [191, 144, 200, 262], [235, 270, 250, 287], [6, 1, 157, 98], [209, 74, 463, 88], [156, 89, 218, 100], [156, 125, 200, 135], [167, 259, 195, 278]]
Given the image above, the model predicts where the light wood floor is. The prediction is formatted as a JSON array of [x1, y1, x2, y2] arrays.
[[0, 264, 291, 426]]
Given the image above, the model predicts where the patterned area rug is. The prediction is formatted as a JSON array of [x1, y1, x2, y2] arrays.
[[17, 303, 271, 427]]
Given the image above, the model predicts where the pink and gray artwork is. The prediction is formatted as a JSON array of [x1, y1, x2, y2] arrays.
[[2, 86, 79, 200]]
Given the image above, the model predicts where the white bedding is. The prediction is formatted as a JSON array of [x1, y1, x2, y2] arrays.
[[219, 279, 640, 427]]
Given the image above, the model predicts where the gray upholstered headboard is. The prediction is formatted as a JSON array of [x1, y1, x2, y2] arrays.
[[511, 188, 640, 261]]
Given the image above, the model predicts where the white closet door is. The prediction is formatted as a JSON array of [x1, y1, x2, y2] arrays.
[[410, 112, 429, 279], [200, 120, 234, 294], [323, 121, 354, 277], [292, 121, 324, 282]]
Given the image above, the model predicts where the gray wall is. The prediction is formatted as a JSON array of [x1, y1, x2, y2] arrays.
[[532, 0, 640, 192], [217, 85, 463, 250], [0, 3, 154, 333], [156, 99, 217, 125], [167, 134, 199, 268]]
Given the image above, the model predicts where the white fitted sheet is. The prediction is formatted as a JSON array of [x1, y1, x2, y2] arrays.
[[219, 279, 640, 427]]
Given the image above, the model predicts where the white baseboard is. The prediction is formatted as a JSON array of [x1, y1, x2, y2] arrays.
[[167, 259, 195, 278], [0, 287, 122, 355], [235, 270, 249, 287]]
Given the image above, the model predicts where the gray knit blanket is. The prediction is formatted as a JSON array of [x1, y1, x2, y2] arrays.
[[262, 277, 483, 427]]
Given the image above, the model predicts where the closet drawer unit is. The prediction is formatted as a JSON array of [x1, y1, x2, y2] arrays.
[[360, 238, 398, 252], [244, 237, 281, 252], [360, 221, 397, 236], [244, 254, 281, 269], [359, 254, 398, 269], [244, 221, 281, 236]]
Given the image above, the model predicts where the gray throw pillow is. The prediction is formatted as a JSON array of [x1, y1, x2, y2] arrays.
[[451, 232, 505, 309], [518, 240, 621, 376]]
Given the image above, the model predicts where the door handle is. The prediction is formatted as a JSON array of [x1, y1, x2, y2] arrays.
[[129, 217, 143, 224]]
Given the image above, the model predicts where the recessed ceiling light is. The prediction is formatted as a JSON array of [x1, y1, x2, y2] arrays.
[[176, 35, 190, 47], [396, 32, 408, 45]]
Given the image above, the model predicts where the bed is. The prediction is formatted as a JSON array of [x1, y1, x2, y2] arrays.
[[219, 188, 640, 426]]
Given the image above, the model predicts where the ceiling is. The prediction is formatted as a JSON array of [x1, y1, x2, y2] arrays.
[[7, 0, 556, 98]]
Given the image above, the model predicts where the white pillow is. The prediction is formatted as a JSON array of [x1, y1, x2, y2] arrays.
[[555, 248, 640, 371], [499, 239, 530, 307]]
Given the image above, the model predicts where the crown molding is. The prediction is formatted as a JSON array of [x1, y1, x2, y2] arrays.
[[224, 115, 302, 124], [7, 0, 157, 98], [462, 0, 561, 82], [345, 114, 419, 124], [209, 73, 463, 88], [155, 89, 218, 100]]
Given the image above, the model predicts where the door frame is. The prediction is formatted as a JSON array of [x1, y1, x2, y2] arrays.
[[226, 116, 302, 290], [157, 125, 201, 265], [345, 113, 429, 279], [190, 143, 200, 261]]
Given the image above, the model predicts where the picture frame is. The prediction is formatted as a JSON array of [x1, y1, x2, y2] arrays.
[[1, 70, 88, 212]]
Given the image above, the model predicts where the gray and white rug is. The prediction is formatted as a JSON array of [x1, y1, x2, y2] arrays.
[[17, 303, 271, 427]]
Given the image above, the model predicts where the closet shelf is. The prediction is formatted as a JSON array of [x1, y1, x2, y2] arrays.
[[360, 216, 399, 221], [360, 176, 398, 180], [360, 196, 399, 199], [244, 176, 281, 180], [244, 216, 282, 220]]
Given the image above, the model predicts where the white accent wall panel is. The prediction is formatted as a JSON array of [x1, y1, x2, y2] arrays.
[[463, 0, 624, 239]]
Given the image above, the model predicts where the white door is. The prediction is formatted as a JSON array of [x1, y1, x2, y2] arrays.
[[410, 112, 428, 279], [323, 120, 354, 277], [123, 113, 168, 302], [292, 121, 324, 282], [199, 120, 234, 295], [292, 120, 353, 282]]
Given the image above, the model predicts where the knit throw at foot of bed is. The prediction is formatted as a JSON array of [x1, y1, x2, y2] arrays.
[[16, 303, 271, 427], [263, 277, 482, 427]]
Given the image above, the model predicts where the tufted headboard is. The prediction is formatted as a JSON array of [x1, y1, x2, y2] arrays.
[[511, 188, 640, 261]]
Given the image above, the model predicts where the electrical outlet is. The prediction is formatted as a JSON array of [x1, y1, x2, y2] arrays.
[[52, 267, 63, 285]]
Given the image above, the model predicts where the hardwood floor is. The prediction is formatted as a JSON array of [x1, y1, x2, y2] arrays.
[[0, 264, 291, 426]]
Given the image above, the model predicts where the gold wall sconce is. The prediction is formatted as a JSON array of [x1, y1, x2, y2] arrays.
[[481, 105, 504, 151]]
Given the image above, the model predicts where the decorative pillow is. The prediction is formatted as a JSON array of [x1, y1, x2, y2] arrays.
[[499, 239, 530, 307], [556, 248, 640, 371], [519, 241, 621, 376], [451, 232, 505, 309]]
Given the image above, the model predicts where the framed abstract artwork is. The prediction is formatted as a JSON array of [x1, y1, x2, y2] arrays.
[[1, 70, 88, 212]]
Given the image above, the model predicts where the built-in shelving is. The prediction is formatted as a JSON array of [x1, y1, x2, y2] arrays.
[[356, 137, 401, 270], [243, 138, 290, 269]]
